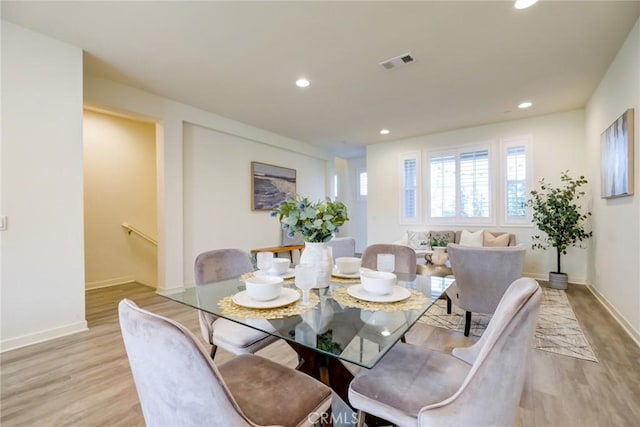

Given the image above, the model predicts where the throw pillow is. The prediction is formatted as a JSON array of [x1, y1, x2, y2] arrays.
[[483, 231, 510, 247], [459, 229, 484, 247], [407, 230, 429, 248]]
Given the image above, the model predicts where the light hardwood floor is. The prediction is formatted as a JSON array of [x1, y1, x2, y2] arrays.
[[1, 282, 639, 426]]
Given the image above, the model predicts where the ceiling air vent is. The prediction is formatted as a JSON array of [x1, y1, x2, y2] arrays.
[[380, 52, 415, 70]]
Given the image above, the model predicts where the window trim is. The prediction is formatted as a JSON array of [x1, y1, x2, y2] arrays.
[[500, 135, 533, 226], [399, 151, 421, 224], [426, 142, 495, 226]]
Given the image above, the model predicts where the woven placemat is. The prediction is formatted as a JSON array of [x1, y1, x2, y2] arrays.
[[329, 275, 361, 284], [332, 286, 428, 312], [218, 290, 320, 319]]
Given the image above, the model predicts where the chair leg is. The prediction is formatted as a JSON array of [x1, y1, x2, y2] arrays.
[[210, 344, 218, 360], [464, 311, 472, 336], [446, 295, 452, 314], [356, 410, 366, 427]]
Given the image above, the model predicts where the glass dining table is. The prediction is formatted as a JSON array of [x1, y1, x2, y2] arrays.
[[161, 272, 453, 407]]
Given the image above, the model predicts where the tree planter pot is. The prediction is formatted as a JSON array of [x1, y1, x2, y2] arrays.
[[549, 272, 568, 290]]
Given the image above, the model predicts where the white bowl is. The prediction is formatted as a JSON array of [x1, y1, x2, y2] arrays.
[[335, 257, 361, 274], [245, 276, 283, 301], [360, 270, 396, 295], [269, 258, 290, 275]]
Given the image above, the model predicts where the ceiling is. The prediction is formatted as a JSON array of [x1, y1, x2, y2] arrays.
[[3, 1, 639, 158]]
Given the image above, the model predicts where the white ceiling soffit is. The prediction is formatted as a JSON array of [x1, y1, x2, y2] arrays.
[[2, 1, 639, 158]]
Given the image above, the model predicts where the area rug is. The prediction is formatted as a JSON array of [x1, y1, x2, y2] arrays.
[[418, 287, 598, 362]]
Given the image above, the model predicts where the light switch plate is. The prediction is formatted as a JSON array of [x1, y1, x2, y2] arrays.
[[0, 216, 7, 231]]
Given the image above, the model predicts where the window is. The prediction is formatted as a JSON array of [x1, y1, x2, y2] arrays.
[[502, 136, 532, 224], [427, 145, 492, 223], [333, 175, 338, 199], [357, 169, 367, 200], [459, 150, 489, 218], [400, 152, 421, 223], [429, 153, 456, 218]]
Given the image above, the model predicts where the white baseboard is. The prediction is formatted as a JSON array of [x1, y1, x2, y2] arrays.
[[0, 321, 88, 353], [85, 276, 135, 290], [587, 285, 640, 348]]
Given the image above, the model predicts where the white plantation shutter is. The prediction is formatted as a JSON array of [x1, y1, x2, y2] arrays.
[[400, 152, 421, 223], [403, 158, 416, 217], [459, 150, 489, 218], [502, 136, 532, 224], [430, 154, 456, 218]]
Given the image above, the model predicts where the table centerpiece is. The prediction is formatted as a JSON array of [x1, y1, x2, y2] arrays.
[[271, 195, 349, 287]]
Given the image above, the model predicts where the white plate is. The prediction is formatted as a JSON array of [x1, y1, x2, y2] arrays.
[[232, 288, 300, 309], [332, 266, 361, 279], [253, 269, 295, 279], [346, 285, 411, 303]]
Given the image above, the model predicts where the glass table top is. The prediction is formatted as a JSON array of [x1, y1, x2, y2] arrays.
[[161, 273, 453, 369]]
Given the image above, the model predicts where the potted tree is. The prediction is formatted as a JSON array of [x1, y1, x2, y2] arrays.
[[527, 171, 592, 289]]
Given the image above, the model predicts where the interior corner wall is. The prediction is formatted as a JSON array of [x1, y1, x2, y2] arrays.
[[585, 18, 640, 341], [182, 123, 326, 285], [1, 21, 86, 351], [344, 157, 367, 253], [83, 110, 158, 289], [367, 110, 588, 283], [84, 76, 332, 292]]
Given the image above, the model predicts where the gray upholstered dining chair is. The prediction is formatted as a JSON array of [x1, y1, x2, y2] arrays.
[[119, 299, 332, 427], [327, 236, 356, 259], [348, 277, 542, 427], [446, 243, 526, 336], [361, 244, 417, 276], [194, 249, 278, 358]]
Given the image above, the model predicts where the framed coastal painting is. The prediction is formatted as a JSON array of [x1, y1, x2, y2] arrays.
[[601, 108, 634, 198], [251, 161, 296, 210]]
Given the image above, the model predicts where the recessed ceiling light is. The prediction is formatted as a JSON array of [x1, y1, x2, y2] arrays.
[[514, 0, 538, 10], [295, 78, 310, 88], [380, 129, 390, 135], [518, 101, 533, 109]]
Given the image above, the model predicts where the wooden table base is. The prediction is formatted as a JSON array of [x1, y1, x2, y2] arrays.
[[287, 342, 391, 427]]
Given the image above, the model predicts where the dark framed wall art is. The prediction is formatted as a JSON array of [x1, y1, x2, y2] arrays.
[[601, 108, 634, 198], [251, 161, 296, 210]]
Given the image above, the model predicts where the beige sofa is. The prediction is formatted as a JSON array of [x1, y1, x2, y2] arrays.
[[395, 229, 517, 266], [393, 230, 516, 276]]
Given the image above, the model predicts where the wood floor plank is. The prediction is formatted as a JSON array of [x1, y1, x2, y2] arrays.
[[1, 281, 639, 426]]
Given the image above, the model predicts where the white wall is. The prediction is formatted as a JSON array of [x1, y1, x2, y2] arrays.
[[337, 157, 368, 253], [367, 110, 589, 283], [333, 156, 369, 253], [83, 110, 158, 289], [84, 76, 332, 292], [1, 21, 86, 351], [585, 18, 640, 341], [182, 123, 326, 284]]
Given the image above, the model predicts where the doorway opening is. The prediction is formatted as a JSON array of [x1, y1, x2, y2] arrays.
[[83, 108, 158, 291]]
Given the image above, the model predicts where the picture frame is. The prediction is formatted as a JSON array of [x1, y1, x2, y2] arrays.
[[251, 161, 296, 210], [601, 108, 634, 199]]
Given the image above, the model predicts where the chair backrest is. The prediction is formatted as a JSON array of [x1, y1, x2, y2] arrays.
[[418, 277, 542, 426], [361, 244, 417, 276], [193, 249, 254, 345], [328, 237, 356, 259], [194, 249, 254, 285], [447, 243, 526, 314], [118, 299, 251, 427]]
